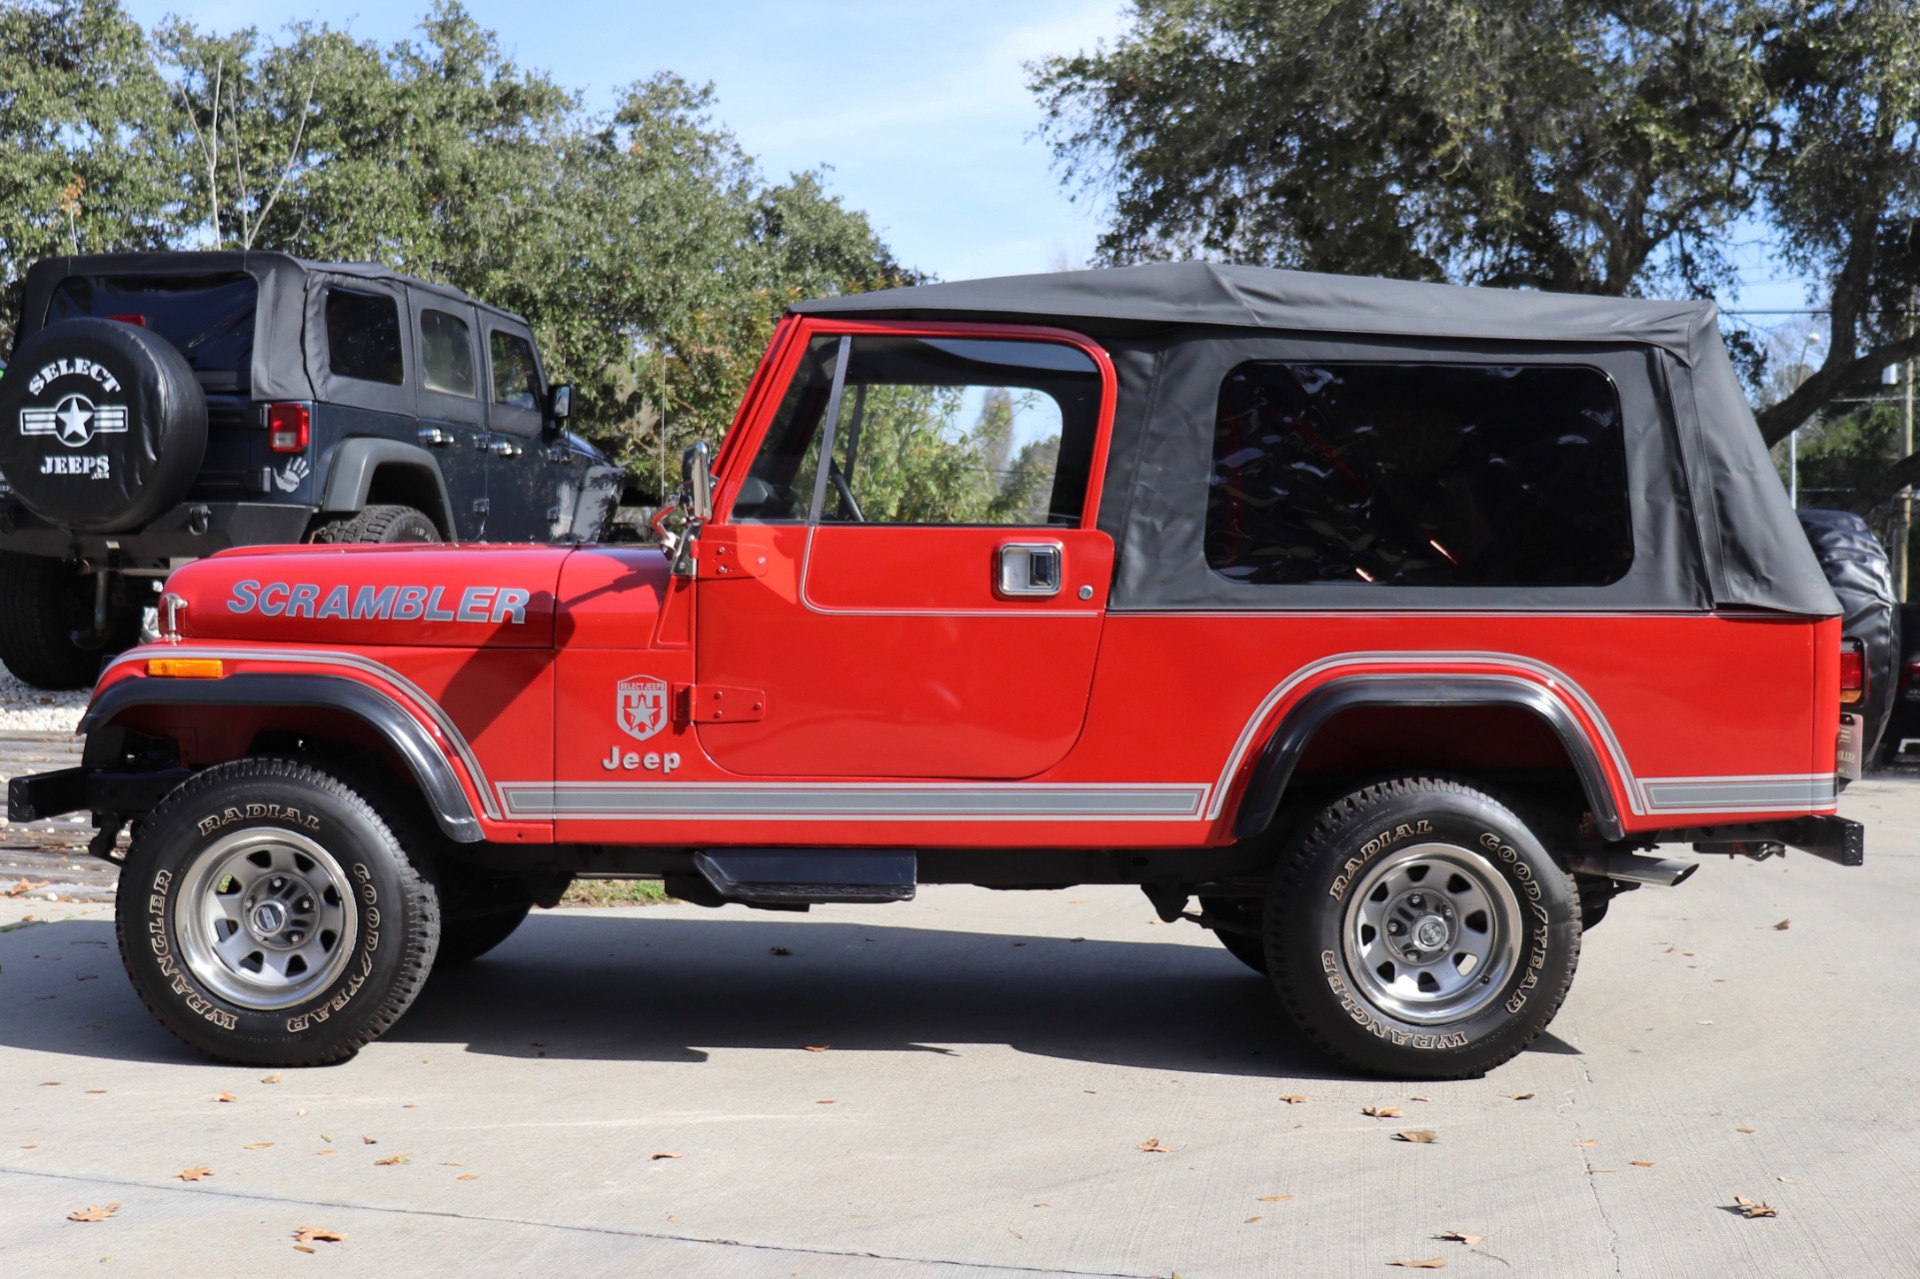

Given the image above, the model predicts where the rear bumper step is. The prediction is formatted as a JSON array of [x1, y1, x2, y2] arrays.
[[1684, 815, 1865, 867]]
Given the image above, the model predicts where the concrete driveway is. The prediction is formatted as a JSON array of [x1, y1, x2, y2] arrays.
[[3, 776, 1917, 1277]]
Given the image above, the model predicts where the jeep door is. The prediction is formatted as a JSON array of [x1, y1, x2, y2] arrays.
[[694, 324, 1115, 780], [481, 324, 553, 542], [407, 291, 489, 537]]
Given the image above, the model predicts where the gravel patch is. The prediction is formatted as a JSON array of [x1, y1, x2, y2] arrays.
[[0, 669, 87, 734]]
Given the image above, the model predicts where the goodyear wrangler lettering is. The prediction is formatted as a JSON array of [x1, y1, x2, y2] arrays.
[[227, 579, 529, 624]]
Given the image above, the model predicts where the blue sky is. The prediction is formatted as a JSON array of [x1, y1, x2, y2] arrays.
[[122, 0, 1818, 344], [123, 0, 1132, 284]]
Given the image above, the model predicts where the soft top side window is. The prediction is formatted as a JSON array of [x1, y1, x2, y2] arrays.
[[490, 330, 541, 411], [1206, 360, 1633, 587], [733, 332, 1102, 527], [420, 309, 476, 397], [325, 287, 404, 385]]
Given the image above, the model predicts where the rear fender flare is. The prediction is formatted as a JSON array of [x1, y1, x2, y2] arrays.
[[83, 673, 481, 842], [1229, 675, 1626, 843], [320, 438, 454, 534]]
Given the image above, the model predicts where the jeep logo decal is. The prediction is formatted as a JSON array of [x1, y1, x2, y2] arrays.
[[21, 393, 128, 448]]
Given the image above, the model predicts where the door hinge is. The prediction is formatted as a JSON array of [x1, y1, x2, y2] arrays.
[[694, 540, 767, 579], [677, 684, 767, 724]]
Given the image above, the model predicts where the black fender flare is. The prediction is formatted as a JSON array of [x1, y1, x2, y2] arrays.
[[83, 673, 482, 842], [320, 438, 454, 532], [1229, 675, 1626, 843]]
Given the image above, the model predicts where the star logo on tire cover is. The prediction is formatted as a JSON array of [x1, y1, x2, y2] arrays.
[[20, 393, 128, 448]]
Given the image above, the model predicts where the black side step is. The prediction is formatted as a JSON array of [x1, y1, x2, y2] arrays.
[[691, 849, 917, 906]]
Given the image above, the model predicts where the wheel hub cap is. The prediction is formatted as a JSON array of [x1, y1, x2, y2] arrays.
[[1342, 842, 1524, 1025], [173, 829, 356, 1011]]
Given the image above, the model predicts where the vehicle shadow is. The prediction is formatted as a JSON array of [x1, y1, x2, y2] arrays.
[[0, 911, 1581, 1081]]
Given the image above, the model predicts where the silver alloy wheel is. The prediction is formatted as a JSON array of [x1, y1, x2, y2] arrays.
[[1342, 841, 1523, 1026], [173, 828, 357, 1011]]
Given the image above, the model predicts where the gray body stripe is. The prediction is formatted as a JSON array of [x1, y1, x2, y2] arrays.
[[498, 783, 1209, 821], [1641, 776, 1836, 811]]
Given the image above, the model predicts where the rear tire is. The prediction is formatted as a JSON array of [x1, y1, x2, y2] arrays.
[[114, 757, 440, 1066], [436, 903, 532, 966], [0, 553, 136, 689], [311, 504, 441, 545], [1199, 896, 1268, 974], [1266, 776, 1580, 1079]]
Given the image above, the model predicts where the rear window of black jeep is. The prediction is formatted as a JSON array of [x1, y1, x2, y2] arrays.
[[47, 273, 258, 386], [1207, 361, 1633, 588]]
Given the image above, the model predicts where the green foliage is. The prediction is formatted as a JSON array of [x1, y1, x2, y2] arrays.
[[0, 0, 916, 499], [1031, 0, 1768, 297], [0, 0, 180, 348]]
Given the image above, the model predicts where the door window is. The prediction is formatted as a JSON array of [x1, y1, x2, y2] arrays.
[[734, 334, 1102, 526], [420, 309, 476, 397], [490, 331, 541, 410]]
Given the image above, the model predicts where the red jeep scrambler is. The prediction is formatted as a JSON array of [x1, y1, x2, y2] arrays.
[[11, 264, 1862, 1078]]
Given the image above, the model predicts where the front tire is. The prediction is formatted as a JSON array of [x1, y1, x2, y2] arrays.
[[1266, 776, 1580, 1079], [0, 553, 136, 689], [114, 757, 440, 1066]]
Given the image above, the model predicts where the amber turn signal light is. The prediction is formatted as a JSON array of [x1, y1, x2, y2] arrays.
[[146, 658, 224, 679]]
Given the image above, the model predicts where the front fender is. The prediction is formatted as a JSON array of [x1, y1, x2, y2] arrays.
[[83, 672, 482, 842]]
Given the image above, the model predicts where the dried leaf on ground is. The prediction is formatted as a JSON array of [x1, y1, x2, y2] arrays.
[[1257, 1195, 1295, 1203], [1503, 1092, 1535, 1101], [260, 1073, 283, 1084], [38, 1081, 60, 1086], [1576, 1139, 1597, 1148], [457, 1174, 478, 1181], [373, 1153, 411, 1166], [1631, 1160, 1656, 1168], [1772, 920, 1790, 931], [7, 878, 50, 896], [293, 1226, 345, 1243], [176, 1166, 213, 1181], [1280, 1095, 1308, 1104], [243, 1142, 274, 1150], [1395, 1130, 1440, 1144], [1736, 1127, 1756, 1134], [1388, 1259, 1446, 1270], [1732, 1196, 1778, 1218], [293, 1245, 315, 1254], [1436, 1231, 1484, 1245], [214, 1091, 236, 1103], [651, 1151, 684, 1160], [1137, 1137, 1172, 1153], [314, 1150, 337, 1156], [801, 1044, 829, 1052], [1362, 1106, 1404, 1118], [1409, 1096, 1433, 1102], [85, 1089, 106, 1095], [67, 1203, 119, 1222], [361, 1136, 376, 1144], [816, 1100, 836, 1105]]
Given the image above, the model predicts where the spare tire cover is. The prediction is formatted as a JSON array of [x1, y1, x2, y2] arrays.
[[1797, 508, 1899, 755], [0, 317, 208, 533]]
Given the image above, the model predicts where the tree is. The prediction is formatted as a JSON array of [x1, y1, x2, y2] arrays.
[[0, 0, 179, 349], [1030, 0, 1769, 297]]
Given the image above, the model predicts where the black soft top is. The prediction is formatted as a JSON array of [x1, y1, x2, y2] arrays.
[[17, 251, 533, 403], [795, 262, 1836, 618]]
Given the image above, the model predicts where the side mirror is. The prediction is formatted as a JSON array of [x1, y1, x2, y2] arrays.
[[681, 440, 713, 522], [549, 383, 573, 422]]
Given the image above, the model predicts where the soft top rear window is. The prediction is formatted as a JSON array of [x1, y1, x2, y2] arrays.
[[46, 274, 258, 388]]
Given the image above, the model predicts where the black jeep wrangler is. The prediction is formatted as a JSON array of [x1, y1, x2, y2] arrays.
[[0, 252, 624, 688]]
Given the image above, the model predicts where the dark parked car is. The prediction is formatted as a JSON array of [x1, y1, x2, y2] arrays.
[[0, 252, 624, 687]]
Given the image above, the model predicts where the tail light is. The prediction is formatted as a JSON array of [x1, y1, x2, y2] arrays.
[[267, 402, 310, 453], [1840, 640, 1866, 706], [107, 313, 146, 327]]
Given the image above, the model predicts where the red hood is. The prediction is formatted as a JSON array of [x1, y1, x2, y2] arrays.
[[167, 543, 577, 648]]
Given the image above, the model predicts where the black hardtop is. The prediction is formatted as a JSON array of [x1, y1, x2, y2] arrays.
[[794, 262, 1837, 619]]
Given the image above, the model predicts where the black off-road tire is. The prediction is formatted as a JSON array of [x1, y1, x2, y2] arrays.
[[1265, 776, 1581, 1079], [311, 504, 441, 545], [114, 757, 441, 1066], [1199, 896, 1269, 974], [436, 902, 533, 967], [0, 552, 137, 689]]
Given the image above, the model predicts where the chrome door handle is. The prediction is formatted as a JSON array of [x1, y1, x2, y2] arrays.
[[417, 427, 453, 447], [489, 440, 524, 459], [997, 542, 1063, 597]]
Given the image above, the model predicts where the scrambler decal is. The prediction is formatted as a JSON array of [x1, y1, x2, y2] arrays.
[[226, 579, 530, 624], [144, 868, 238, 1032]]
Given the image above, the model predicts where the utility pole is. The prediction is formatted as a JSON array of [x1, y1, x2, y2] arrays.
[[1904, 344, 1915, 602]]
